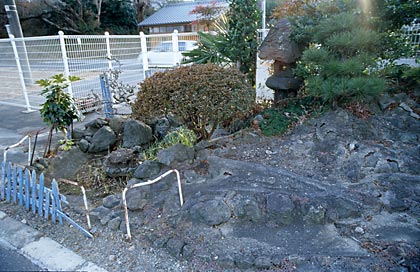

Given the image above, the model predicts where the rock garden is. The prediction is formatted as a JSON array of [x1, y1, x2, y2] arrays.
[[1, 1, 420, 271]]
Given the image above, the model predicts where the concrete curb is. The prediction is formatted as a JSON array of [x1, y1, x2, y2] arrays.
[[0, 210, 108, 272]]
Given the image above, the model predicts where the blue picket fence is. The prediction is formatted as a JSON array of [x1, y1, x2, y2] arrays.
[[0, 161, 93, 238]]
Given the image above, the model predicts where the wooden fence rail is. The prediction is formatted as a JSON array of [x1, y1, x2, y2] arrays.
[[0, 161, 93, 238]]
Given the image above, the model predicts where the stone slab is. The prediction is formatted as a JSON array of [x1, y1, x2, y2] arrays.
[[0, 216, 42, 249], [22, 237, 86, 271], [0, 210, 6, 219], [79, 261, 109, 272]]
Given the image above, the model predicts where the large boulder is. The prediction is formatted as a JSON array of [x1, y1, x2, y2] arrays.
[[187, 197, 232, 226], [122, 119, 153, 148], [88, 126, 117, 153], [157, 143, 195, 167], [45, 147, 94, 181], [258, 19, 301, 63], [133, 160, 164, 179]]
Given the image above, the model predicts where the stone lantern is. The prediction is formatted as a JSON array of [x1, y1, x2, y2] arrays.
[[259, 19, 303, 103]]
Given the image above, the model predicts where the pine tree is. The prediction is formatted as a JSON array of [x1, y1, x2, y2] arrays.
[[295, 10, 387, 106]]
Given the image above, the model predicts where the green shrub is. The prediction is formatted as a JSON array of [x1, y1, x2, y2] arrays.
[[260, 97, 324, 136], [402, 66, 420, 85], [294, 11, 387, 106], [132, 63, 255, 140]]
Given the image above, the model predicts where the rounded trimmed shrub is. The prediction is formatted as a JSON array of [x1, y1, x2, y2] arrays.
[[132, 64, 255, 140]]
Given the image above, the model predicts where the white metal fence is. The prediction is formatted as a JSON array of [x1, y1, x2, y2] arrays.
[[0, 31, 199, 112], [402, 22, 420, 61], [0, 25, 418, 112]]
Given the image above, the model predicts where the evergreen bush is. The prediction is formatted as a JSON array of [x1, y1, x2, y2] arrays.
[[294, 11, 387, 106], [131, 64, 255, 140]]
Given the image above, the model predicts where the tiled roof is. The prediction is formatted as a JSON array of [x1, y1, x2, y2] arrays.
[[138, 0, 228, 26]]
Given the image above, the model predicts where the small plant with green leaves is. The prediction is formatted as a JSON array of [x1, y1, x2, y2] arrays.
[[259, 97, 324, 136], [142, 127, 197, 161], [37, 74, 81, 156], [59, 139, 75, 151]]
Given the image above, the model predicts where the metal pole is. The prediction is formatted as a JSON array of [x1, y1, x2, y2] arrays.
[[262, 0, 267, 40], [8, 33, 33, 112], [172, 30, 179, 66], [105, 32, 113, 70], [140, 32, 148, 78], [58, 31, 74, 97], [4, 0, 33, 85]]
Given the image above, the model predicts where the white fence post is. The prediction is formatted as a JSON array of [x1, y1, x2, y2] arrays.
[[9, 34, 33, 112], [140, 32, 148, 78], [172, 30, 179, 66], [58, 31, 73, 97], [105, 32, 113, 70]]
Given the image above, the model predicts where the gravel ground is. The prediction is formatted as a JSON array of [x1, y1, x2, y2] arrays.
[[0, 200, 200, 272]]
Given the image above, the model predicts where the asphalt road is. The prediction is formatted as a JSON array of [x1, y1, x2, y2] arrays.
[[0, 242, 42, 271]]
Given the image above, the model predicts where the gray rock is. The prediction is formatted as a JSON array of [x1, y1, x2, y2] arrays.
[[46, 148, 93, 180], [188, 198, 231, 226], [234, 252, 255, 269], [400, 133, 418, 142], [166, 237, 185, 258], [374, 159, 400, 173], [37, 157, 49, 168], [303, 205, 326, 224], [181, 244, 194, 259], [410, 112, 420, 119], [72, 127, 85, 141], [103, 148, 139, 177], [266, 75, 302, 91], [78, 138, 90, 153], [325, 198, 362, 220], [194, 140, 216, 151], [157, 143, 195, 167], [109, 115, 126, 135], [126, 187, 150, 210], [33, 163, 45, 172], [102, 194, 121, 209], [378, 93, 395, 111], [399, 102, 413, 112], [122, 119, 153, 148], [85, 117, 108, 129], [108, 217, 121, 230], [155, 117, 171, 138], [266, 193, 295, 225], [83, 126, 98, 137], [127, 177, 142, 187], [107, 148, 138, 165], [88, 126, 116, 153], [133, 160, 163, 179], [228, 194, 262, 222], [259, 19, 301, 63], [90, 206, 111, 223], [255, 256, 272, 269]]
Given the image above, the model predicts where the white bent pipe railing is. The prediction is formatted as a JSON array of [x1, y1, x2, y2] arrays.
[[3, 135, 30, 165], [122, 169, 184, 241]]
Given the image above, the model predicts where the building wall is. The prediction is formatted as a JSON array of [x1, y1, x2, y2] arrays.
[[148, 23, 209, 34]]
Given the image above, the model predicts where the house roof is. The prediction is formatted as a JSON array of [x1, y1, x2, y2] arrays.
[[138, 0, 228, 27]]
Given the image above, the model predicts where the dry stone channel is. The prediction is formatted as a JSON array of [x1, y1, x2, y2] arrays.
[[35, 91, 420, 270]]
